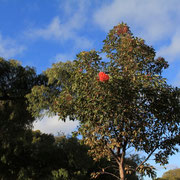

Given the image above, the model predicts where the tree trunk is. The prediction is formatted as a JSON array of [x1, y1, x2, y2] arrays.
[[116, 142, 127, 180], [119, 159, 125, 180], [118, 146, 126, 180]]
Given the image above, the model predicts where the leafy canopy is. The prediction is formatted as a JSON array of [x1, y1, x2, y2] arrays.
[[156, 168, 180, 180], [27, 23, 180, 179], [0, 58, 48, 179]]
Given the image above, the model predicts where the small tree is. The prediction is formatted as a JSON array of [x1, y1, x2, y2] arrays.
[[156, 168, 180, 180], [27, 23, 180, 180]]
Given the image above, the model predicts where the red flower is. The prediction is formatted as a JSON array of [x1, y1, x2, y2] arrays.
[[98, 72, 109, 82]]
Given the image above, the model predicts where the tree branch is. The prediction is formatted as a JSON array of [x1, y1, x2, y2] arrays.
[[105, 140, 120, 165], [136, 147, 157, 171], [99, 170, 120, 180]]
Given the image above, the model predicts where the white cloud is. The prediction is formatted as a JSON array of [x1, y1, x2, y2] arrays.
[[157, 30, 180, 61], [61, 0, 88, 17], [0, 34, 25, 59], [155, 164, 179, 178], [75, 37, 94, 50], [29, 17, 64, 40], [26, 17, 69, 41], [171, 71, 180, 87], [51, 37, 93, 63], [33, 116, 79, 135], [157, 164, 179, 171], [94, 0, 180, 43], [53, 53, 75, 62], [25, 1, 93, 50]]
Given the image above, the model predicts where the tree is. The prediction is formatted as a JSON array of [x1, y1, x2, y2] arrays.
[[0, 129, 67, 180], [0, 58, 46, 137], [15, 130, 67, 180], [0, 58, 140, 179], [27, 23, 180, 180], [52, 135, 141, 180], [52, 136, 95, 180], [0, 58, 47, 178], [156, 168, 180, 180]]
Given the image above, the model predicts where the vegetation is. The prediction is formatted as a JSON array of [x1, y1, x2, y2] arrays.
[[0, 57, 141, 179], [1, 23, 180, 180], [156, 168, 180, 180], [0, 58, 46, 179], [27, 23, 180, 180]]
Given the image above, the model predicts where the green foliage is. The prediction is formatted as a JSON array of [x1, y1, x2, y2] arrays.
[[27, 23, 180, 179], [156, 168, 180, 180], [0, 58, 35, 135], [0, 129, 67, 180], [0, 58, 48, 179], [52, 168, 69, 180], [26, 61, 75, 119], [162, 168, 180, 180], [0, 55, 146, 180], [52, 136, 141, 180], [53, 136, 94, 180], [0, 58, 47, 137]]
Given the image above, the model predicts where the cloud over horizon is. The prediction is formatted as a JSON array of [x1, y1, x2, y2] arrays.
[[33, 116, 79, 136]]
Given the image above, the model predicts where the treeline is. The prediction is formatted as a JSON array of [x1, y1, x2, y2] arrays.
[[1, 128, 117, 180]]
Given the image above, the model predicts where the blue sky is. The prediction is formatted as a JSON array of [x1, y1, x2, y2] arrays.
[[1, 0, 180, 178]]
